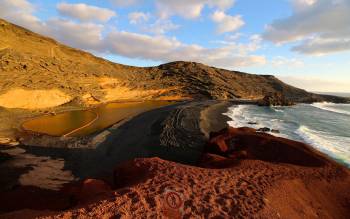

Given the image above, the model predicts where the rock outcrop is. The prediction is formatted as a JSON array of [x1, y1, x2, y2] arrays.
[[206, 127, 328, 167], [258, 92, 294, 106]]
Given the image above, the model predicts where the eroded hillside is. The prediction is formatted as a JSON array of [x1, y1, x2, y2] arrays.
[[0, 19, 347, 109]]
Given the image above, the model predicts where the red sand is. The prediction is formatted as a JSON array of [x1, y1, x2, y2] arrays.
[[1, 127, 349, 218]]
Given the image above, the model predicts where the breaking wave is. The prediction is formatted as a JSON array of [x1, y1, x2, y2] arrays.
[[296, 125, 350, 167], [311, 102, 350, 116], [225, 104, 350, 167]]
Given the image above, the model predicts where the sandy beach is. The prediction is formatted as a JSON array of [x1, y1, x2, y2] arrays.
[[0, 100, 349, 218]]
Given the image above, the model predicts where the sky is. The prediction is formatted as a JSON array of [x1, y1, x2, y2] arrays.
[[1, 0, 349, 92]]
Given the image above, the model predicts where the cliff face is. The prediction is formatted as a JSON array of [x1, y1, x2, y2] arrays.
[[0, 19, 348, 109]]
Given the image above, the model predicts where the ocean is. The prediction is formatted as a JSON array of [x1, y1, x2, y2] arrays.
[[224, 102, 350, 167], [314, 92, 350, 98]]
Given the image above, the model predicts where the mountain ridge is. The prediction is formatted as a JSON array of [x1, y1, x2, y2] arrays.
[[0, 18, 348, 109]]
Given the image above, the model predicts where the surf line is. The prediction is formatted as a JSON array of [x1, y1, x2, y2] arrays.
[[62, 110, 99, 137]]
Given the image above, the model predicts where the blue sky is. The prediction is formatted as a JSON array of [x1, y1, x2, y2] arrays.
[[1, 0, 349, 92]]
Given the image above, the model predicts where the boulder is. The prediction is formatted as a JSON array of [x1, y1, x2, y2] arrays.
[[257, 127, 270, 132], [271, 129, 280, 133], [248, 121, 258, 125]]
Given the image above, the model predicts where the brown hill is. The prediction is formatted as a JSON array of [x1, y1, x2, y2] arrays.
[[0, 18, 348, 109]]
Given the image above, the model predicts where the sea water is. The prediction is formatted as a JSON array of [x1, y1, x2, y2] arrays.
[[224, 102, 350, 167]]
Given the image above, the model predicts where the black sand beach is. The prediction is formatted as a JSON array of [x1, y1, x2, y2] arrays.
[[0, 100, 234, 192]]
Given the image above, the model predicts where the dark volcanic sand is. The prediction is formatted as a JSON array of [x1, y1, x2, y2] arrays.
[[0, 101, 349, 218], [0, 101, 230, 193]]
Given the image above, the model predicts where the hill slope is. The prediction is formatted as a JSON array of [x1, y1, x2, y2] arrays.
[[0, 19, 347, 109]]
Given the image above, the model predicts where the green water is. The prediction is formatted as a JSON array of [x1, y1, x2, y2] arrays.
[[22, 101, 174, 137]]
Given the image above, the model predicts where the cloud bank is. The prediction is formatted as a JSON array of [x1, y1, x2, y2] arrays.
[[0, 0, 264, 69], [263, 0, 350, 55], [155, 0, 235, 19], [57, 3, 116, 22]]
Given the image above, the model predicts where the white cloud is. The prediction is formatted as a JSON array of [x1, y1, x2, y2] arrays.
[[109, 0, 142, 7], [271, 56, 304, 67], [208, 0, 235, 10], [263, 0, 350, 55], [145, 19, 179, 35], [47, 19, 104, 50], [105, 31, 181, 59], [0, 0, 44, 33], [293, 0, 318, 10], [213, 35, 261, 52], [1, 0, 264, 69], [128, 13, 179, 34], [292, 37, 350, 55], [0, 0, 103, 51], [155, 0, 235, 19], [104, 31, 265, 68], [57, 3, 116, 22], [128, 12, 150, 24], [0, 0, 33, 12], [156, 0, 203, 19], [110, 0, 235, 12], [211, 10, 244, 34], [225, 33, 243, 41]]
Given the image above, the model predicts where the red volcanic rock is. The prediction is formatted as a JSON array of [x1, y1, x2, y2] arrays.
[[62, 179, 111, 205], [199, 153, 238, 169], [113, 159, 154, 189], [78, 179, 111, 202], [207, 127, 255, 155], [207, 127, 328, 167]]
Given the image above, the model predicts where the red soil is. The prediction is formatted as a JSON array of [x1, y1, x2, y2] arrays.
[[1, 127, 349, 218]]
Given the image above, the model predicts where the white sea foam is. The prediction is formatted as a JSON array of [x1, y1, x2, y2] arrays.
[[296, 125, 350, 166], [224, 105, 288, 138], [311, 102, 350, 116], [224, 104, 350, 167], [271, 107, 284, 113], [223, 105, 250, 128]]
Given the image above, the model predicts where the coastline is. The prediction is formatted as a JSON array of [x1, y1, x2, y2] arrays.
[[199, 101, 233, 138], [0, 100, 349, 218], [1, 15, 349, 218]]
